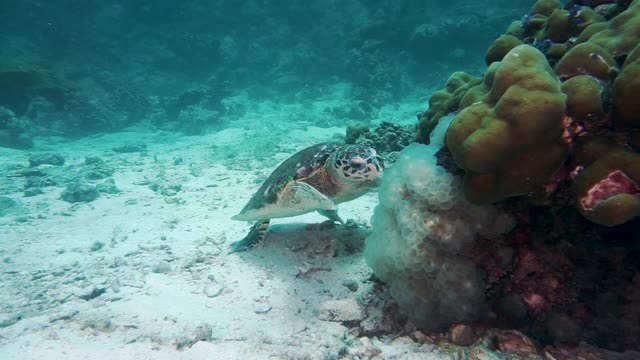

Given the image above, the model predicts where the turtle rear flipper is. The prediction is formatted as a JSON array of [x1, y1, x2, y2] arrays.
[[229, 220, 270, 253], [318, 209, 344, 224]]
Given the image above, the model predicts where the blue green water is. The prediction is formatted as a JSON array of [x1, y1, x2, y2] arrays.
[[3, 1, 638, 359]]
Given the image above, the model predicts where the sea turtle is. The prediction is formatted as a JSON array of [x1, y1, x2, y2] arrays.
[[230, 142, 383, 252]]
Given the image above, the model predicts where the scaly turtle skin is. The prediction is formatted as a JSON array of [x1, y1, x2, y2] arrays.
[[230, 142, 383, 252]]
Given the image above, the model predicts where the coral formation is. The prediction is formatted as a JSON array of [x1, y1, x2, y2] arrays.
[[572, 141, 640, 226], [588, 0, 640, 56], [417, 0, 640, 225], [554, 42, 617, 81], [561, 75, 605, 121], [0, 106, 32, 149], [415, 72, 481, 144], [612, 43, 640, 127], [485, 34, 522, 65], [445, 44, 569, 204], [348, 121, 414, 165], [386, 0, 640, 351], [345, 123, 369, 145]]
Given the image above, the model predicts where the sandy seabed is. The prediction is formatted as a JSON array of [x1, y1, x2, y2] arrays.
[[0, 110, 451, 360]]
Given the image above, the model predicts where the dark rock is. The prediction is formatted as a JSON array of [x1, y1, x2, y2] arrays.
[[342, 279, 359, 292], [28, 153, 65, 167], [96, 178, 120, 194], [112, 144, 147, 153], [23, 188, 44, 197], [0, 196, 21, 216], [61, 180, 99, 203], [78, 287, 106, 301], [345, 123, 369, 144], [450, 323, 477, 346], [84, 156, 104, 165]]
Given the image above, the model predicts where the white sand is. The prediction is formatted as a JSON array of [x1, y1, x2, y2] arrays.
[[0, 104, 449, 359]]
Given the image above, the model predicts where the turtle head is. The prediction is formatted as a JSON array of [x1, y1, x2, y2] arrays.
[[332, 144, 383, 184]]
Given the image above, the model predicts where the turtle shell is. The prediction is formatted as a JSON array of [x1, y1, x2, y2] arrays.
[[236, 142, 342, 216]]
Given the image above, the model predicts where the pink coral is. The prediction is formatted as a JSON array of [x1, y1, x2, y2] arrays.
[[579, 169, 640, 210]]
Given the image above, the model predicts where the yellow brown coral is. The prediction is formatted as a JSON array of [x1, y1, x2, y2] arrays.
[[417, 0, 640, 227], [445, 45, 569, 204], [612, 43, 640, 127], [554, 42, 617, 81], [485, 35, 523, 65], [529, 0, 562, 17], [561, 75, 604, 122], [572, 140, 640, 226], [589, 0, 640, 57], [537, 9, 571, 43], [416, 72, 481, 144]]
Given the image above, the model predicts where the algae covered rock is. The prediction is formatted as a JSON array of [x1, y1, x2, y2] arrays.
[[0, 196, 23, 217], [28, 153, 65, 167], [61, 179, 100, 203], [345, 123, 369, 145], [0, 106, 32, 149]]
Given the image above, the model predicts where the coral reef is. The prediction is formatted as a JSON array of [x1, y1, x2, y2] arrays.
[[445, 44, 569, 204], [0, 106, 32, 149], [485, 34, 523, 65], [613, 43, 640, 127], [380, 0, 640, 352], [0, 62, 147, 140], [415, 72, 481, 144], [417, 0, 640, 226], [347, 121, 414, 165]]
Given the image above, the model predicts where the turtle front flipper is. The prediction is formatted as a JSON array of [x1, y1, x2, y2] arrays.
[[229, 219, 271, 253], [280, 181, 336, 212]]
